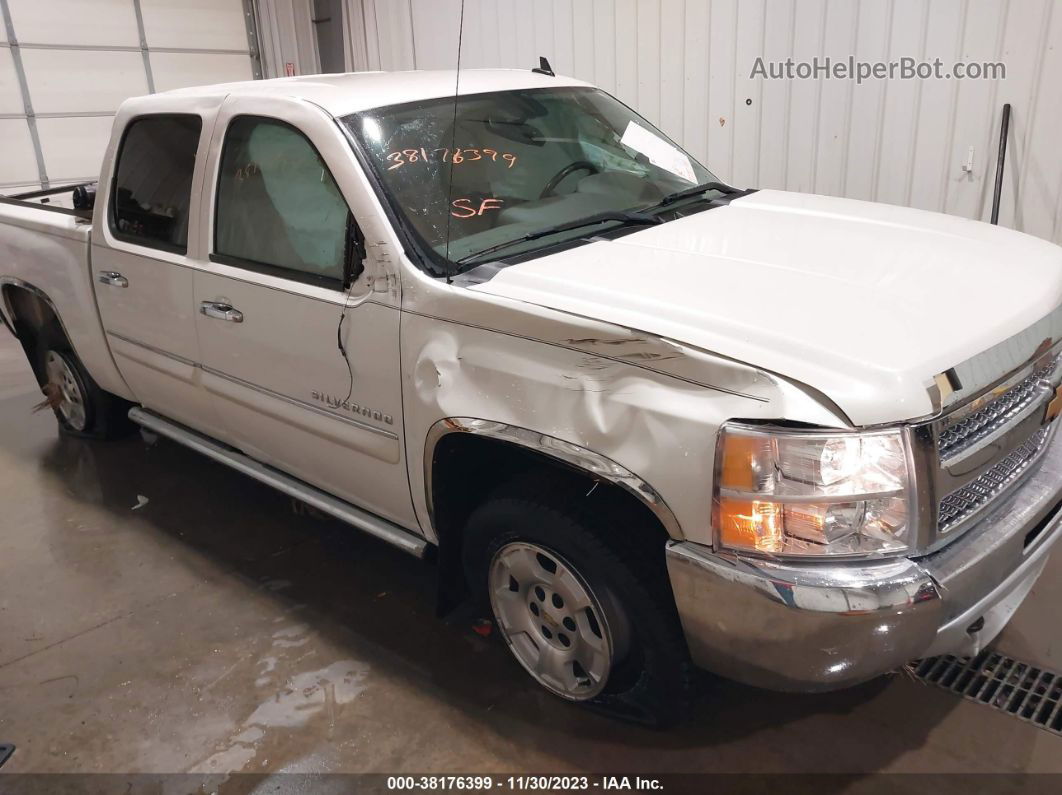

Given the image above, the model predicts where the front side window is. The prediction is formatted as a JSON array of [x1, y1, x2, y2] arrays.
[[215, 116, 350, 287], [344, 87, 716, 273], [111, 114, 201, 253]]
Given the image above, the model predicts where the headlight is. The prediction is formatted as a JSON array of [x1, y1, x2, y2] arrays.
[[714, 422, 913, 557]]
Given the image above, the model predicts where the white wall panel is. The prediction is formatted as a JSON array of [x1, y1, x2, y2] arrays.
[[513, 1, 536, 72], [0, 47, 23, 115], [729, 0, 765, 187], [756, 0, 793, 191], [352, 0, 1062, 246], [7, 0, 140, 47], [786, 0, 824, 195], [409, 0, 458, 71], [257, 0, 319, 77], [943, 0, 1008, 221], [906, 0, 962, 214], [474, 0, 502, 70], [571, 0, 595, 89], [874, 0, 925, 209], [993, 0, 1053, 232], [150, 51, 253, 93], [842, 0, 888, 202], [1016, 1, 1062, 244], [20, 48, 147, 114], [703, 0, 736, 175], [552, 0, 575, 78], [1, 0, 255, 189], [35, 115, 114, 182], [372, 0, 415, 71], [0, 119, 38, 185], [680, 0, 707, 165], [811, 0, 857, 197], [139, 0, 250, 51], [596, 0, 618, 92]]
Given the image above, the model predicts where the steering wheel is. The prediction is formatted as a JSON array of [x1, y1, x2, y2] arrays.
[[539, 160, 600, 199]]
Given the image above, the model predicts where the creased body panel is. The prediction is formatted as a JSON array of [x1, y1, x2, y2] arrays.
[[474, 190, 1062, 426], [400, 270, 849, 547]]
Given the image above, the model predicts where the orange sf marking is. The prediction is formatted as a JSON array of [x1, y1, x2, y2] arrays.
[[450, 198, 504, 218]]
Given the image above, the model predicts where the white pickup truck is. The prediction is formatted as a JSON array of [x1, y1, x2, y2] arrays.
[[2, 68, 1061, 726]]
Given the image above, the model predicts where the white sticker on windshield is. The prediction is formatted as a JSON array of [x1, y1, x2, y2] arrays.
[[620, 121, 697, 183]]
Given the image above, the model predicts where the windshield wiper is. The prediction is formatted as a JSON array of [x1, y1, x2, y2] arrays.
[[654, 180, 743, 207], [456, 210, 662, 265]]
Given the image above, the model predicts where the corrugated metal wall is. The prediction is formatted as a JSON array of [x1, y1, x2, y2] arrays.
[[257, 0, 321, 78], [340, 0, 1062, 246]]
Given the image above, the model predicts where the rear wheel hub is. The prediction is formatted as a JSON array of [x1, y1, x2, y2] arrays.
[[44, 351, 87, 431]]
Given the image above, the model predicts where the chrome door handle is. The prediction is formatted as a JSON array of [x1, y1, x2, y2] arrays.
[[98, 271, 128, 288], [200, 301, 243, 323]]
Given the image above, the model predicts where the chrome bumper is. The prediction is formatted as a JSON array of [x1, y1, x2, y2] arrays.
[[665, 435, 1062, 692]]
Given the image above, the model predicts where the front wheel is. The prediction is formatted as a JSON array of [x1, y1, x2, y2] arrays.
[[488, 540, 626, 701], [463, 474, 693, 726]]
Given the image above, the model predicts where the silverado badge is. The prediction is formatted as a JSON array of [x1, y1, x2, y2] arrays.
[[311, 391, 394, 425]]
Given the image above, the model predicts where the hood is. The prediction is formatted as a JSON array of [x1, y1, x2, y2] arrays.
[[471, 189, 1062, 426]]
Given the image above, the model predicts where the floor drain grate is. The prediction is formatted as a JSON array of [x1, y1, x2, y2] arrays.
[[913, 652, 1062, 735]]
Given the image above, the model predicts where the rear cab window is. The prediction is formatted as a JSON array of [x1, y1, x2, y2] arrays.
[[109, 114, 202, 254]]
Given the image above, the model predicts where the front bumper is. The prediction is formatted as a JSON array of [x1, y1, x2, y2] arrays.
[[665, 434, 1062, 692]]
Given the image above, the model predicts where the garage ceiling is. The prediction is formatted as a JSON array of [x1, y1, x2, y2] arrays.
[[0, 0, 263, 190]]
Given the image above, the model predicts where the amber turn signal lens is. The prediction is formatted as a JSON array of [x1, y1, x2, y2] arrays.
[[717, 497, 784, 553], [719, 434, 763, 490]]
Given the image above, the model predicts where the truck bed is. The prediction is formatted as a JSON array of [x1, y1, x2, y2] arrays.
[[0, 183, 133, 400], [0, 183, 94, 220]]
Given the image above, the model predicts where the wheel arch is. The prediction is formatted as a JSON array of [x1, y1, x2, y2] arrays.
[[0, 278, 71, 383], [1, 275, 135, 401], [424, 417, 683, 612], [426, 417, 683, 539]]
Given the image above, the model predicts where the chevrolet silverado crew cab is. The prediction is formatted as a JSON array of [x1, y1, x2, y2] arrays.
[[2, 68, 1061, 726]]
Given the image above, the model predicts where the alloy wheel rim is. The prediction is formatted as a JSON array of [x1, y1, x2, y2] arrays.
[[44, 352, 87, 431], [488, 541, 613, 700]]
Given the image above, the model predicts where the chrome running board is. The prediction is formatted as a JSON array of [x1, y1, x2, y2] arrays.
[[128, 407, 429, 558]]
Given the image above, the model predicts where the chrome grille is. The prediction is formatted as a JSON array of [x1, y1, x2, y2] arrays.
[[938, 357, 1059, 462], [938, 426, 1053, 533]]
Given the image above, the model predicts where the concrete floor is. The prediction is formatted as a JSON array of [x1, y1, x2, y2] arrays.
[[2, 331, 1062, 781]]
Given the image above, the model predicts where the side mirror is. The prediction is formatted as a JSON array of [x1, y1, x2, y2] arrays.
[[345, 216, 366, 287]]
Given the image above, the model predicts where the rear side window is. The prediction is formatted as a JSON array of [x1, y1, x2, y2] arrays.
[[214, 115, 350, 287], [110, 114, 201, 254]]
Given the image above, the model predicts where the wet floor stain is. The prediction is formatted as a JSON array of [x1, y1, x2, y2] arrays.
[[191, 660, 369, 773]]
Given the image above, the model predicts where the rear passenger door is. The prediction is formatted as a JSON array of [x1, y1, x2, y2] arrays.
[[193, 96, 415, 529], [93, 110, 229, 440]]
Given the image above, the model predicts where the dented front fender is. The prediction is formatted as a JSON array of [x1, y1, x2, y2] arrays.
[[400, 268, 849, 547]]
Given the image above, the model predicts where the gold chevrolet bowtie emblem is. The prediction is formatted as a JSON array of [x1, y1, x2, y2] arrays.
[[1047, 384, 1062, 423]]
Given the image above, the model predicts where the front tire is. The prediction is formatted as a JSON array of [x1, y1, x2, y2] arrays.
[[487, 539, 623, 701], [463, 473, 693, 726]]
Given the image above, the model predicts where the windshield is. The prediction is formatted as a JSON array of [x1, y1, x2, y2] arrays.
[[343, 87, 716, 273]]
